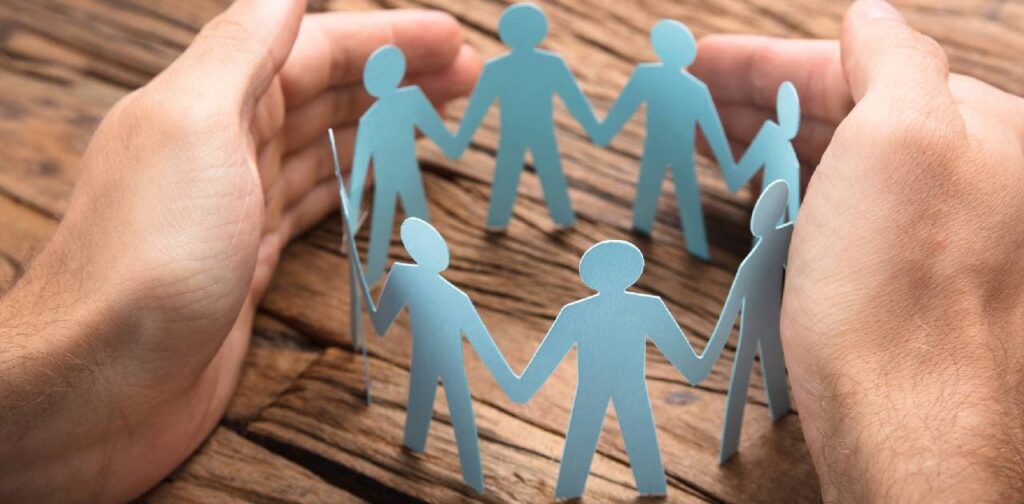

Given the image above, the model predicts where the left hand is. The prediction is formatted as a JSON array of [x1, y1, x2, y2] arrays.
[[0, 1, 479, 501]]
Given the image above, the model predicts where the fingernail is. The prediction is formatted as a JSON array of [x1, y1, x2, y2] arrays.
[[864, 0, 904, 21]]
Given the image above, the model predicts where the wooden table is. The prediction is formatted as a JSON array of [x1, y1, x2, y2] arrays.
[[1, 0, 1021, 501]]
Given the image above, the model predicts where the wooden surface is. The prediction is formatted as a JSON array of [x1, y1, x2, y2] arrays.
[[1, 0, 1021, 502]]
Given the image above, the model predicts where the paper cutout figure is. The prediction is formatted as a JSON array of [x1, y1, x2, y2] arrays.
[[345, 215, 517, 494], [706, 180, 794, 462], [594, 20, 735, 260], [726, 82, 802, 221], [508, 240, 729, 498], [451, 3, 600, 230], [330, 128, 373, 404], [350, 45, 458, 282]]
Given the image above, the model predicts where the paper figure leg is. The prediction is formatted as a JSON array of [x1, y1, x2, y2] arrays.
[[531, 137, 575, 227], [366, 188, 397, 283], [720, 323, 758, 463], [397, 168, 431, 221], [758, 331, 791, 421], [671, 161, 710, 260], [442, 371, 485, 493], [613, 393, 667, 495], [631, 154, 668, 235], [555, 393, 610, 499], [403, 365, 438, 453], [486, 140, 527, 229]]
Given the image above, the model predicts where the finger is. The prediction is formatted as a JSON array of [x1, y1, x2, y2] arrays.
[[282, 44, 482, 154], [280, 10, 465, 109], [949, 73, 1024, 136], [281, 179, 342, 242], [712, 103, 837, 165], [692, 35, 852, 124], [258, 136, 287, 236], [281, 125, 356, 210], [841, 0, 952, 105], [165, 0, 305, 115]]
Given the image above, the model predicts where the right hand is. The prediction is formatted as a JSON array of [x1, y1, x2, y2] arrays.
[[692, 0, 1024, 500]]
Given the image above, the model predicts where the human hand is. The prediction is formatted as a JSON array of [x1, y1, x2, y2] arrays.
[[693, 0, 1024, 500], [0, 2, 478, 502]]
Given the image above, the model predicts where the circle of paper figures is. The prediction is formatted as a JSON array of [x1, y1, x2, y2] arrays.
[[331, 2, 803, 498]]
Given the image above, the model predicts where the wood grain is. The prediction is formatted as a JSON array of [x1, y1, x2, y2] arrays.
[[0, 0, 1019, 502]]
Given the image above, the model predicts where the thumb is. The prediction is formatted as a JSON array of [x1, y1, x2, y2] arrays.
[[841, 0, 951, 105], [162, 0, 306, 114]]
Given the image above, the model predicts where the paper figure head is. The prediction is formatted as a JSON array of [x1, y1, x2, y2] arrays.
[[364, 45, 406, 97], [751, 181, 790, 237], [777, 81, 800, 140], [499, 3, 548, 50], [401, 218, 449, 272], [651, 20, 696, 68], [579, 240, 645, 292]]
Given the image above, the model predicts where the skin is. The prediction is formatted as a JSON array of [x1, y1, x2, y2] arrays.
[[1, 0, 1022, 501], [0, 1, 480, 501], [691, 0, 1024, 501]]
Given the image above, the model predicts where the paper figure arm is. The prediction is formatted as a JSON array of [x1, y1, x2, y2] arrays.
[[511, 310, 575, 403], [697, 272, 745, 381], [366, 265, 410, 335], [412, 88, 459, 158], [461, 301, 519, 396], [594, 70, 642, 146], [348, 119, 374, 224], [452, 71, 497, 156], [696, 85, 736, 174], [647, 298, 714, 385], [727, 124, 772, 192], [554, 58, 600, 140]]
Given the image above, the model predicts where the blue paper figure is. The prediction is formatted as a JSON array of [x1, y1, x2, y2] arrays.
[[350, 45, 458, 282], [726, 82, 802, 221], [451, 3, 600, 230], [706, 180, 794, 462], [346, 215, 518, 494], [594, 20, 735, 260], [508, 240, 729, 498], [330, 128, 373, 404]]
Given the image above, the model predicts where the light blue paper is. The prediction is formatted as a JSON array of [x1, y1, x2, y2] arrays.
[[508, 240, 730, 498], [726, 81, 801, 221], [706, 180, 793, 462], [344, 214, 517, 494], [330, 129, 372, 405], [451, 3, 600, 230], [593, 20, 735, 260], [350, 45, 458, 282]]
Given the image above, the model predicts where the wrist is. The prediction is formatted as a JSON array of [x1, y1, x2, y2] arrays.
[[0, 228, 143, 501], [795, 309, 1024, 502]]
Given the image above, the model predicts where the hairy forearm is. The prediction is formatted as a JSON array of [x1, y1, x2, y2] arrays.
[[0, 254, 118, 500], [793, 307, 1024, 502], [0, 229, 176, 502]]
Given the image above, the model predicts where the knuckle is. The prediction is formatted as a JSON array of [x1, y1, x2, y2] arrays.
[[890, 31, 949, 75]]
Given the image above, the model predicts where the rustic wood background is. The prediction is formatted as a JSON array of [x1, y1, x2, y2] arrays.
[[1, 0, 1021, 502]]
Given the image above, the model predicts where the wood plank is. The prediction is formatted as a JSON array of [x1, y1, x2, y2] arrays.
[[224, 314, 323, 426], [144, 427, 365, 503], [1, 0, 1022, 502]]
